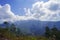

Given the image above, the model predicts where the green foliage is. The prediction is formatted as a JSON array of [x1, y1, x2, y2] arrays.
[[56, 31, 60, 40], [0, 22, 60, 40], [0, 27, 49, 40], [0, 28, 17, 40], [16, 28, 23, 37], [45, 26, 50, 38], [0, 24, 47, 40], [45, 25, 60, 40], [10, 23, 16, 33], [3, 21, 9, 30], [51, 26, 58, 37]]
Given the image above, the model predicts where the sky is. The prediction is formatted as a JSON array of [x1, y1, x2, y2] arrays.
[[0, 0, 48, 15], [0, 0, 60, 22]]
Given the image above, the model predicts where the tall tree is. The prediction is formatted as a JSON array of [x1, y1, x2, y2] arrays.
[[50, 25, 58, 40], [56, 31, 60, 40], [45, 26, 50, 38], [16, 28, 23, 37], [10, 23, 16, 33], [51, 25, 58, 36]]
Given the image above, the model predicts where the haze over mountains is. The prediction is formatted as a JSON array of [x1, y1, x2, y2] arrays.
[[0, 20, 60, 35], [14, 20, 60, 35]]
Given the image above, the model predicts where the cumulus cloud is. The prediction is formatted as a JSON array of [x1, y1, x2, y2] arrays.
[[0, 0, 60, 22], [0, 4, 23, 22], [0, 4, 16, 22], [0, 4, 35, 23], [25, 0, 60, 21]]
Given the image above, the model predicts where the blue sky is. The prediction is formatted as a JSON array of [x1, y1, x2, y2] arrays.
[[0, 0, 48, 15], [0, 0, 34, 15]]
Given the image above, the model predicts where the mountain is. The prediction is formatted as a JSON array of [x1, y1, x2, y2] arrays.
[[14, 20, 60, 35], [0, 22, 11, 28], [0, 20, 60, 35], [0, 24, 6, 28]]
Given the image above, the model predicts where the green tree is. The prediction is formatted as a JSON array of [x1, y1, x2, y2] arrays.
[[56, 31, 60, 40], [10, 24, 16, 33], [16, 28, 23, 37], [51, 25, 58, 36], [3, 21, 9, 30], [45, 26, 50, 38], [50, 25, 58, 40]]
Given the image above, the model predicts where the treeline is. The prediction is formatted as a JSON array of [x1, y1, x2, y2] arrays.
[[45, 25, 60, 40], [0, 21, 23, 37], [0, 21, 60, 40]]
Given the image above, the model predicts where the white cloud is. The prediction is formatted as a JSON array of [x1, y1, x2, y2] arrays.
[[0, 4, 24, 22], [0, 0, 60, 22], [0, 4, 35, 22], [0, 4, 16, 22], [25, 0, 60, 21], [24, 8, 31, 16]]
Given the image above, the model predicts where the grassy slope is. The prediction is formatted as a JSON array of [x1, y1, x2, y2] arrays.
[[0, 28, 48, 40]]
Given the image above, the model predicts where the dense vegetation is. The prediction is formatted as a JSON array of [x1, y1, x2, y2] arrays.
[[0, 21, 60, 40]]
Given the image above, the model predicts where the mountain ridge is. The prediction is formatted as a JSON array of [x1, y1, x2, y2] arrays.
[[0, 20, 60, 35]]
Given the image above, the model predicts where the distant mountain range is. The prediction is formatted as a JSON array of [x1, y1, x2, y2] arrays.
[[14, 20, 60, 35], [0, 20, 60, 35]]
